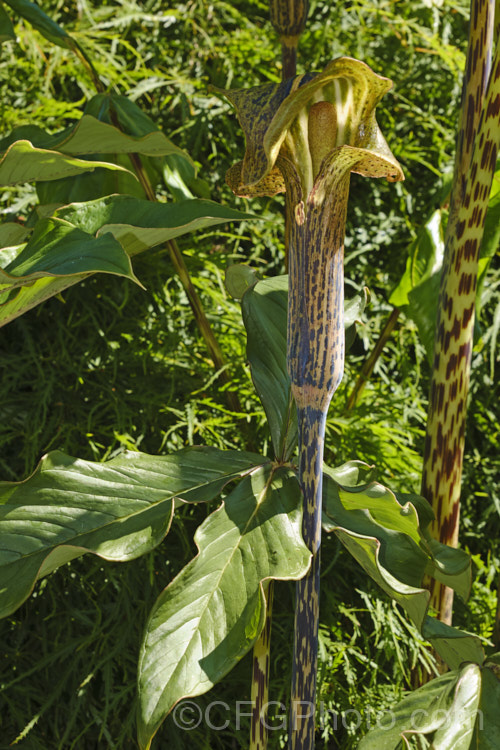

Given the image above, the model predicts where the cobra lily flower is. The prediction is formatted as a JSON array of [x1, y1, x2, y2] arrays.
[[219, 57, 404, 749], [222, 57, 403, 408]]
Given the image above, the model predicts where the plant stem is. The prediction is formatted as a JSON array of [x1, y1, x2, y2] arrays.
[[346, 307, 400, 410], [250, 582, 274, 750], [283, 158, 347, 748], [281, 39, 298, 79], [70, 40, 105, 94], [289, 407, 326, 747], [421, 0, 496, 625]]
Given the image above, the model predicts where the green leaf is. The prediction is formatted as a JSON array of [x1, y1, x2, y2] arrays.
[[1, 218, 137, 284], [163, 152, 211, 201], [424, 537, 471, 601], [422, 616, 485, 670], [389, 209, 445, 361], [242, 274, 296, 462], [0, 140, 131, 187], [54, 195, 257, 256], [12, 94, 195, 205], [322, 465, 483, 669], [0, 222, 29, 249], [0, 447, 263, 619], [0, 198, 255, 326], [477, 175, 500, 312], [358, 668, 464, 750], [87, 94, 160, 138], [241, 275, 366, 462], [396, 491, 472, 601], [390, 209, 445, 309], [55, 115, 189, 161], [0, 2, 15, 41], [472, 663, 500, 749], [390, 171, 500, 361], [323, 459, 376, 488], [3, 0, 73, 49], [36, 155, 146, 205], [416, 661, 480, 749], [137, 465, 311, 750], [359, 661, 500, 750], [344, 286, 369, 349], [0, 218, 138, 325], [225, 263, 260, 300], [1, 115, 191, 162]]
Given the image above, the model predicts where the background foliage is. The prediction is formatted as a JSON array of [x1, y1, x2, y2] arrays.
[[0, 0, 498, 748]]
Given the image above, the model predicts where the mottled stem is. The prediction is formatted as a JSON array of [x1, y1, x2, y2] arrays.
[[289, 407, 326, 747], [421, 0, 496, 625], [282, 156, 346, 748], [250, 582, 274, 750]]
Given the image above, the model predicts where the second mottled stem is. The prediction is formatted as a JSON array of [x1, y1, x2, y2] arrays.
[[250, 582, 274, 749]]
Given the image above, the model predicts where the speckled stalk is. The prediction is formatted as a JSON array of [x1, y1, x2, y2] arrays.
[[250, 583, 274, 750], [421, 0, 498, 625], [280, 154, 346, 748]]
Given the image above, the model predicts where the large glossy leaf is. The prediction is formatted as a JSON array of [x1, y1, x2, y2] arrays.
[[242, 275, 296, 462], [390, 209, 445, 310], [54, 195, 256, 256], [358, 667, 466, 749], [137, 464, 311, 750], [163, 152, 211, 200], [33, 94, 192, 205], [0, 218, 138, 326], [322, 463, 482, 669], [0, 115, 191, 162], [477, 174, 500, 308], [0, 198, 254, 326], [36, 155, 147, 205], [0, 140, 130, 187], [0, 218, 137, 286], [394, 490, 471, 601], [359, 661, 500, 750], [0, 446, 264, 619], [241, 275, 367, 462], [422, 616, 485, 670], [85, 93, 161, 139], [471, 660, 500, 749]]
